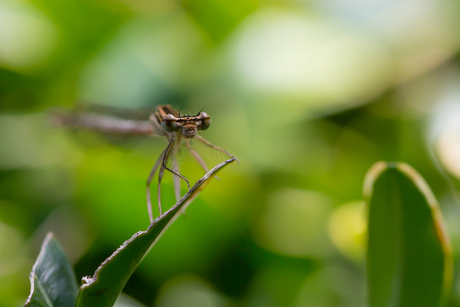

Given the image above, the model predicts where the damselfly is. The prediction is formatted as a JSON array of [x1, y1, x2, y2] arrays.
[[54, 104, 237, 223]]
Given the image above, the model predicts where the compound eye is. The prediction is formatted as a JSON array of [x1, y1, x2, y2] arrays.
[[161, 114, 177, 132], [199, 112, 211, 130]]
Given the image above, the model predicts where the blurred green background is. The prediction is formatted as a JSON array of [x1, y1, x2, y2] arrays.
[[2, 0, 460, 306]]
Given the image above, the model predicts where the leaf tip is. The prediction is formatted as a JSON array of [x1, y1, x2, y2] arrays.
[[363, 161, 388, 200], [44, 232, 55, 243], [396, 162, 438, 210]]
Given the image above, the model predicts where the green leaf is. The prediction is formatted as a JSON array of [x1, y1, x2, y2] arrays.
[[24, 233, 79, 307], [364, 162, 452, 307], [75, 158, 236, 307]]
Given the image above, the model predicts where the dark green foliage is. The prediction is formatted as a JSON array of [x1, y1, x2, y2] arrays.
[[25, 158, 235, 307], [24, 233, 78, 307], [365, 162, 452, 307]]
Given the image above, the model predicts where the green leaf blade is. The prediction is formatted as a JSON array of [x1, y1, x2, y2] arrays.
[[24, 233, 79, 307], [76, 158, 236, 307], [364, 162, 452, 307]]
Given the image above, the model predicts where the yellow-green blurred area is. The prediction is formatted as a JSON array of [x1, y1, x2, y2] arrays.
[[2, 0, 460, 306]]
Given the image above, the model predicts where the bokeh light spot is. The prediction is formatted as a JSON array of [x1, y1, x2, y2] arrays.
[[255, 189, 333, 257], [156, 275, 227, 307], [328, 201, 367, 261]]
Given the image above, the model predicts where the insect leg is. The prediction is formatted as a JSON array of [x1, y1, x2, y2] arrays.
[[171, 145, 182, 203], [157, 138, 177, 217], [162, 137, 191, 190], [195, 135, 239, 163], [184, 139, 209, 173], [146, 146, 168, 223]]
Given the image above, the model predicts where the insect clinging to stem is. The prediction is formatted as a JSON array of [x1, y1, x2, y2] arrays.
[[54, 104, 238, 223]]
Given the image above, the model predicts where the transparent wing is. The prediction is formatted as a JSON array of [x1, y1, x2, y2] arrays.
[[50, 104, 164, 149]]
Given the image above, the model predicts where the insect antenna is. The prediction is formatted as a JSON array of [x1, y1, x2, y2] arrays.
[[196, 106, 206, 116]]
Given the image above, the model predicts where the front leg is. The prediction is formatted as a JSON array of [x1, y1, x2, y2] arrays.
[[195, 135, 239, 163], [171, 145, 182, 203], [184, 139, 209, 173], [146, 147, 168, 223], [161, 136, 191, 190]]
